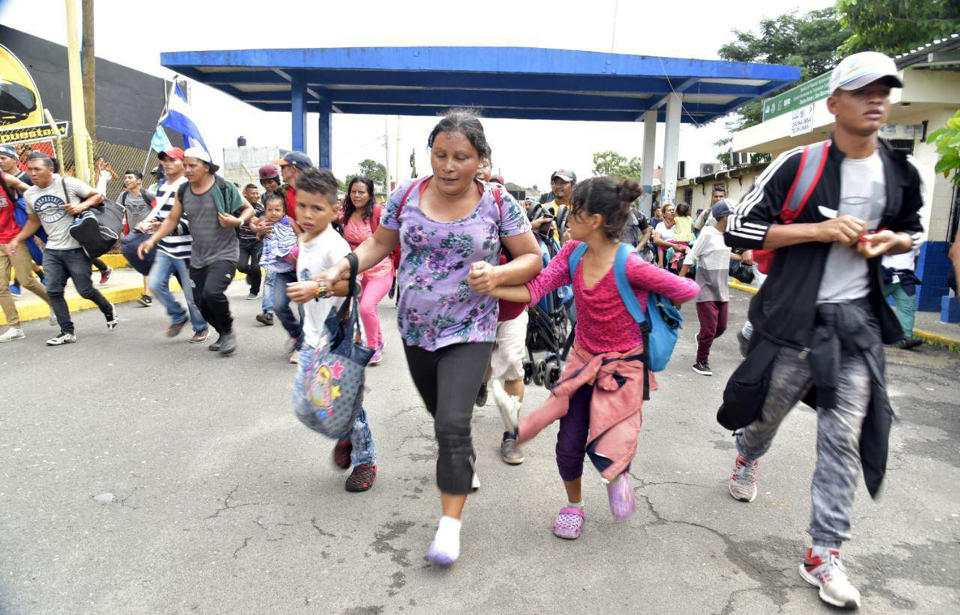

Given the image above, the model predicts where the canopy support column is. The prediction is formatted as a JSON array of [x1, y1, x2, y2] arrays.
[[318, 98, 331, 169], [291, 72, 307, 152], [640, 110, 657, 216], [661, 92, 682, 205]]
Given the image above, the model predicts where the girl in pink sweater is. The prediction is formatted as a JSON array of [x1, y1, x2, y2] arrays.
[[470, 177, 699, 540]]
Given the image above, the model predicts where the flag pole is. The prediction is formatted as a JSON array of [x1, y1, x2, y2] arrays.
[[142, 79, 176, 178]]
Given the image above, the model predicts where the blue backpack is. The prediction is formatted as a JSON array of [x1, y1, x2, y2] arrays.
[[567, 242, 683, 399]]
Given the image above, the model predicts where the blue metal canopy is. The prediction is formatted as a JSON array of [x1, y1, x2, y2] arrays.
[[160, 46, 800, 166]]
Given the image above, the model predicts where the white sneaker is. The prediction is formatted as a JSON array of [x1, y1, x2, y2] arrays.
[[0, 327, 25, 342], [728, 454, 758, 502], [489, 379, 521, 434], [46, 332, 77, 346], [799, 548, 861, 609]]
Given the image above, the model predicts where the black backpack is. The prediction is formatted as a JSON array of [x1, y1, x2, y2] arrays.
[[67, 179, 126, 259]]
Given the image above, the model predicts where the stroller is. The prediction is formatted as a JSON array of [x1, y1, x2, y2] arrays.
[[523, 203, 575, 389]]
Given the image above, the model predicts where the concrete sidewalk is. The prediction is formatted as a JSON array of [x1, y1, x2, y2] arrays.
[[2, 255, 246, 326]]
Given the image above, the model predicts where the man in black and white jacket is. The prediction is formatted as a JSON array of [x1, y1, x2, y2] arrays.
[[722, 52, 924, 610]]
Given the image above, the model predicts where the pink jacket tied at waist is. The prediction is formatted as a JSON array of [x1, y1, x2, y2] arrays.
[[518, 339, 656, 481]]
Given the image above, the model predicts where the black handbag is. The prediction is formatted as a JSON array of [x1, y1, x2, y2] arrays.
[[67, 179, 126, 259], [729, 260, 755, 284]]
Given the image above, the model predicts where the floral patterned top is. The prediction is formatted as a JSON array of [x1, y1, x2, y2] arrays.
[[380, 177, 531, 351]]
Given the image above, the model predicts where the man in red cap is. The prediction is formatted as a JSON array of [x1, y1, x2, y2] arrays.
[[275, 151, 312, 234]]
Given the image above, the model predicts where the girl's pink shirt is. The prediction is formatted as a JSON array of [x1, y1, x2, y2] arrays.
[[525, 240, 700, 355]]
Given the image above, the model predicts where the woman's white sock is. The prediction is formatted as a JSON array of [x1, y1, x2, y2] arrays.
[[433, 516, 462, 561]]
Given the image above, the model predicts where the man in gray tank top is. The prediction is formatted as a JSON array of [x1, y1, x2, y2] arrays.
[[139, 147, 253, 355]]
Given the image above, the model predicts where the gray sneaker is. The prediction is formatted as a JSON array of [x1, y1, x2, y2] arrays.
[[218, 330, 237, 355], [729, 454, 758, 502], [501, 433, 525, 465]]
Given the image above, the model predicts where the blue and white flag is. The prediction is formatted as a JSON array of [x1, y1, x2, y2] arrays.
[[149, 125, 173, 153], [160, 82, 208, 153]]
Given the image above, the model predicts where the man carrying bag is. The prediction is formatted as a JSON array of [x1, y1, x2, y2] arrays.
[[10, 152, 118, 345]]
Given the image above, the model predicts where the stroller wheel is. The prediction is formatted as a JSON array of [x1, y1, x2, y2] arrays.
[[523, 360, 533, 385], [533, 360, 546, 386], [547, 364, 562, 388]]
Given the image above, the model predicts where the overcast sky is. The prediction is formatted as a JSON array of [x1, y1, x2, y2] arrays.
[[1, 0, 833, 189]]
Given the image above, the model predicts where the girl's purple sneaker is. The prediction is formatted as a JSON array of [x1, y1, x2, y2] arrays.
[[606, 473, 636, 521]]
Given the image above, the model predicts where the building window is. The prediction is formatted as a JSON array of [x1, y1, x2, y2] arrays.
[[683, 188, 693, 205]]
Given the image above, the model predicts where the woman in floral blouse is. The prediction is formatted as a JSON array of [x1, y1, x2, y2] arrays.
[[315, 110, 540, 566]]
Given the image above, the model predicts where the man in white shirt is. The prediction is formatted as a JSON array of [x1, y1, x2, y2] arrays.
[[681, 200, 740, 376], [10, 152, 117, 345]]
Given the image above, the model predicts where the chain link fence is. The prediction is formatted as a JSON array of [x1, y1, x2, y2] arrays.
[[50, 137, 155, 200]]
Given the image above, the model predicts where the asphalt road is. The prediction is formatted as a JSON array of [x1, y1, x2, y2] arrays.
[[1, 283, 958, 614]]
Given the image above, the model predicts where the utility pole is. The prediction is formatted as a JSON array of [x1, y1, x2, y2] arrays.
[[65, 0, 91, 183], [383, 117, 391, 194], [81, 0, 95, 141]]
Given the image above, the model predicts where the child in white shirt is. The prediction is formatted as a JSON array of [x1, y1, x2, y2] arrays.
[[286, 167, 378, 492]]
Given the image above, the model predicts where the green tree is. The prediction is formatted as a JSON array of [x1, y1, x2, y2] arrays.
[[592, 150, 643, 179], [357, 159, 387, 191], [927, 109, 960, 187], [717, 7, 849, 131], [837, 0, 959, 55]]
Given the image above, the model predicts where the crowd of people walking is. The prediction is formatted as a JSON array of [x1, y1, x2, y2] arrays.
[[0, 50, 938, 610]]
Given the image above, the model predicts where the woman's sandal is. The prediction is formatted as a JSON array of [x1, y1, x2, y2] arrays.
[[553, 507, 585, 540]]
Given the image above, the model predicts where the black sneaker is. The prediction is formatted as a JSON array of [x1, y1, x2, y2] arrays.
[[208, 335, 222, 351], [255, 312, 274, 326], [897, 337, 923, 350], [737, 331, 750, 358], [218, 331, 237, 355], [345, 464, 376, 492], [475, 381, 488, 407], [692, 362, 712, 376], [137, 294, 153, 307]]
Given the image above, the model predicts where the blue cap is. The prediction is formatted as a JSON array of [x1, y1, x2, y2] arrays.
[[712, 199, 732, 220], [275, 151, 313, 170]]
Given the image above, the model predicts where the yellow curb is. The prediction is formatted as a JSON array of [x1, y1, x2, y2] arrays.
[[727, 279, 960, 350], [728, 280, 758, 295], [912, 328, 960, 351], [2, 272, 246, 325], [99, 254, 130, 269]]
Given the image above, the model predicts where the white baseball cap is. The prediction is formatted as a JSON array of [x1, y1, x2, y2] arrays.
[[828, 51, 903, 95], [183, 146, 220, 174]]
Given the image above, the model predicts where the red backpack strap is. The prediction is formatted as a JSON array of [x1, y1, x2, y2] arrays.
[[780, 140, 830, 223], [394, 176, 429, 223]]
